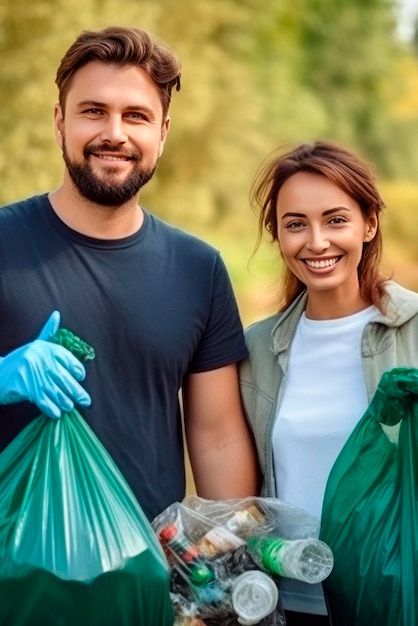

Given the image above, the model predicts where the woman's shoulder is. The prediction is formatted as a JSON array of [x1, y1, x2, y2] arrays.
[[244, 292, 307, 347], [382, 281, 418, 323], [385, 280, 418, 300], [243, 314, 284, 361], [245, 313, 281, 340]]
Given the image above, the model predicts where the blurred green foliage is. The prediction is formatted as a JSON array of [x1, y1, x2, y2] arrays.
[[1, 0, 418, 324]]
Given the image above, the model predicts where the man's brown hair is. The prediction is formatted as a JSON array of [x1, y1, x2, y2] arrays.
[[55, 26, 181, 118]]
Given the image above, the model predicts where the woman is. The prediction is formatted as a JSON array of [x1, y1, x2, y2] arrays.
[[239, 141, 418, 625]]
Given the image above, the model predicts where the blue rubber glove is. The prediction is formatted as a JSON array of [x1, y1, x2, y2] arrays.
[[0, 311, 91, 419]]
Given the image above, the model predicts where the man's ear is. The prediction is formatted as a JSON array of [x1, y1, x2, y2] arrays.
[[158, 116, 170, 157], [54, 103, 64, 149]]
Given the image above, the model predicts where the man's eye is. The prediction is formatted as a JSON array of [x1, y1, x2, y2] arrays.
[[127, 112, 147, 120]]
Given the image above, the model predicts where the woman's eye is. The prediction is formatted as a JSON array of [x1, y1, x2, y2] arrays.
[[329, 216, 347, 225]]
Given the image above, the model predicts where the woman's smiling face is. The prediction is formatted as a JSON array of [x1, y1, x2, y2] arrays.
[[276, 170, 377, 316]]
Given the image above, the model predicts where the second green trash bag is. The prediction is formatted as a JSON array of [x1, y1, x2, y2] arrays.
[[0, 329, 173, 626], [320, 367, 418, 626]]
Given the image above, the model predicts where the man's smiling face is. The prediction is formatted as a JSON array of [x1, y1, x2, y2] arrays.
[[54, 60, 170, 206]]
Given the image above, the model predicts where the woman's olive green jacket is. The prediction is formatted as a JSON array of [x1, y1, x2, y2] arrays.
[[239, 282, 418, 496]]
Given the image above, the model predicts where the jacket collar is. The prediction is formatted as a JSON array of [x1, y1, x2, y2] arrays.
[[270, 281, 418, 357], [270, 291, 307, 356]]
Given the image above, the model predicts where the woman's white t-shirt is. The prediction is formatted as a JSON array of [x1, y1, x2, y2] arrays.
[[272, 305, 377, 615]]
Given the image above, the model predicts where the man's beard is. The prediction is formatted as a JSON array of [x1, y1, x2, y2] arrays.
[[62, 138, 157, 206]]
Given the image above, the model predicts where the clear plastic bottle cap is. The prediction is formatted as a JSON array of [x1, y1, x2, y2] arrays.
[[231, 570, 279, 625]]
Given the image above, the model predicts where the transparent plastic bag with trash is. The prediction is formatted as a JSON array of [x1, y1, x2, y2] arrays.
[[152, 495, 334, 626], [0, 328, 173, 626]]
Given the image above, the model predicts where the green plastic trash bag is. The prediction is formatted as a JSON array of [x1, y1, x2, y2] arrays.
[[0, 329, 173, 626], [320, 367, 418, 626]]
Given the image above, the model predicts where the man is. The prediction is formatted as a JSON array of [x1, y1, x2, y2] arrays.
[[0, 26, 259, 521]]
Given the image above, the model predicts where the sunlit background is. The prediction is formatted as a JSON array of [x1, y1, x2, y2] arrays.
[[1, 0, 418, 326]]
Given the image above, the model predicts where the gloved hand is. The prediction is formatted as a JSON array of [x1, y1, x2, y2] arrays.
[[0, 311, 91, 419]]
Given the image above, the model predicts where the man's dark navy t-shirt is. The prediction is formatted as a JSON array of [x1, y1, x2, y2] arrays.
[[0, 194, 248, 520]]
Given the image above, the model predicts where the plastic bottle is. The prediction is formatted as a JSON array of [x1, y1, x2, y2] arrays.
[[159, 523, 214, 586], [246, 536, 334, 584], [231, 570, 279, 625], [159, 523, 200, 562]]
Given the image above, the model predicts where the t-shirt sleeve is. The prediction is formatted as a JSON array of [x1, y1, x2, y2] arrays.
[[188, 252, 248, 373]]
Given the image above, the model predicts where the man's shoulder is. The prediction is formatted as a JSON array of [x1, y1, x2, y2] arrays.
[[146, 211, 218, 256], [0, 194, 47, 222]]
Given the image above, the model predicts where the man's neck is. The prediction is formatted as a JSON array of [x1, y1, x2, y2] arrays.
[[48, 185, 144, 240]]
